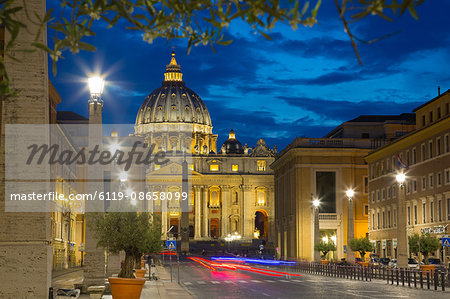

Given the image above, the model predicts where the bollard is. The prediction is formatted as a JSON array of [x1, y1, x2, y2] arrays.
[[434, 270, 438, 291], [383, 267, 385, 281], [407, 269, 410, 287], [426, 272, 430, 289], [420, 271, 423, 289], [441, 271, 445, 291], [396, 269, 399, 286], [414, 270, 417, 288], [401, 269, 404, 286], [48, 287, 53, 299], [391, 268, 394, 285]]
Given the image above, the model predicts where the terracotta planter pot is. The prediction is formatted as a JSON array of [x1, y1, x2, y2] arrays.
[[135, 269, 147, 278], [360, 262, 369, 268], [421, 264, 436, 275], [108, 277, 145, 299], [320, 260, 329, 265]]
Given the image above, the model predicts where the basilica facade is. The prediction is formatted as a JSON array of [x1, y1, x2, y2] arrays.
[[129, 53, 276, 245]]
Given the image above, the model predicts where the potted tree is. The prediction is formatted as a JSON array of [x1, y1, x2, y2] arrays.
[[134, 216, 162, 278], [314, 240, 337, 264], [94, 211, 161, 299], [409, 233, 440, 274], [349, 237, 374, 267]]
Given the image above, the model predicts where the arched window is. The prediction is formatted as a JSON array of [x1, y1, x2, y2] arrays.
[[209, 187, 221, 208]]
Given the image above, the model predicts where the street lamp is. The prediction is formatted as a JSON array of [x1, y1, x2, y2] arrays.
[[396, 172, 408, 268], [396, 173, 406, 186], [346, 188, 356, 264], [312, 194, 321, 262], [88, 75, 105, 101], [119, 171, 128, 183]]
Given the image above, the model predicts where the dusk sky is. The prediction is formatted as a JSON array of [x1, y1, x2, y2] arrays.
[[48, 1, 450, 150]]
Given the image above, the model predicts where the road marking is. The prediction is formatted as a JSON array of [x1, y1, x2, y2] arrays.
[[183, 282, 192, 285], [292, 279, 303, 283], [197, 281, 206, 284], [262, 293, 270, 297], [264, 280, 276, 283], [238, 280, 248, 283], [211, 281, 220, 284], [279, 280, 290, 282], [224, 280, 233, 284], [250, 280, 262, 283]]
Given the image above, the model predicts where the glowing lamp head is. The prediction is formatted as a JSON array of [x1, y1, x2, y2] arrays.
[[109, 142, 121, 153], [119, 172, 128, 182], [396, 173, 406, 184], [88, 76, 105, 96], [313, 199, 320, 208], [346, 189, 355, 199], [125, 188, 133, 197]]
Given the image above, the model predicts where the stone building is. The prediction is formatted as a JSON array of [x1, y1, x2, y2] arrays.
[[271, 114, 416, 261], [366, 90, 450, 266], [121, 53, 277, 245]]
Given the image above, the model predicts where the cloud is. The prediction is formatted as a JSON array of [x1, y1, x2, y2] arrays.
[[278, 96, 423, 124]]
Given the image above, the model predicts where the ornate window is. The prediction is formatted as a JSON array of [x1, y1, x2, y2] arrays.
[[209, 187, 221, 208], [210, 164, 219, 172], [232, 164, 238, 172], [257, 160, 266, 171]]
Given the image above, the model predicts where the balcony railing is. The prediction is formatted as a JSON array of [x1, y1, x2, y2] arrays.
[[319, 213, 338, 220]]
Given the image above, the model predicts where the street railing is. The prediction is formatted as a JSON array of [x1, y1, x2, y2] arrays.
[[287, 262, 450, 292]]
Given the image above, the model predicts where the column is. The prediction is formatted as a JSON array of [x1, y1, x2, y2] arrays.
[[347, 197, 355, 264], [0, 2, 52, 297], [161, 197, 168, 240], [194, 186, 201, 239], [202, 186, 209, 238], [221, 186, 231, 238], [241, 185, 253, 240], [397, 183, 408, 268]]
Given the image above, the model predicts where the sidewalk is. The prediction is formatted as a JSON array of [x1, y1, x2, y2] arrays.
[[140, 265, 194, 299], [75, 265, 193, 299]]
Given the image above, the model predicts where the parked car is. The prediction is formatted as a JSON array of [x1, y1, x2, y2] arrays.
[[379, 258, 390, 266], [370, 257, 380, 266], [408, 258, 419, 269], [426, 258, 441, 265], [389, 259, 397, 268]]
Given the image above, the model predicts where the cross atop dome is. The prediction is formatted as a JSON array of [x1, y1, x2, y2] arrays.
[[164, 51, 183, 82]]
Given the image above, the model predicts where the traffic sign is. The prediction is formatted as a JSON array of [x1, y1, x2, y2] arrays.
[[442, 237, 450, 247], [166, 240, 176, 250]]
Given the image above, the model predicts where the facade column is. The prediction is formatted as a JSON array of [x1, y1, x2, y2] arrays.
[[221, 186, 231, 238], [202, 186, 209, 238], [241, 185, 253, 240], [161, 196, 168, 240], [194, 186, 201, 239]]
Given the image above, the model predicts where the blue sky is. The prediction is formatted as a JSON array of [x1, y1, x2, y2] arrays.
[[48, 1, 450, 150]]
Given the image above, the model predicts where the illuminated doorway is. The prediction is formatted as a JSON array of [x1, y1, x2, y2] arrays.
[[255, 210, 268, 240]]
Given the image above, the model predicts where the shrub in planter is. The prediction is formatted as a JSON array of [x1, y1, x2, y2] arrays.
[[314, 241, 337, 261], [349, 237, 374, 263], [94, 211, 162, 278], [408, 233, 441, 265]]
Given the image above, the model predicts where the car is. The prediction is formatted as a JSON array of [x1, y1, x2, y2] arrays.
[[426, 258, 441, 265], [389, 259, 397, 268], [379, 258, 390, 266], [408, 258, 419, 269]]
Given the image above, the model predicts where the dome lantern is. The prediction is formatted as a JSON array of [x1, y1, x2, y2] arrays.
[[164, 51, 183, 82]]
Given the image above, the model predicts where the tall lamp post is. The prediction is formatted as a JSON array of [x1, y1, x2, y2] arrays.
[[346, 189, 355, 264], [312, 195, 321, 262], [396, 173, 408, 268]]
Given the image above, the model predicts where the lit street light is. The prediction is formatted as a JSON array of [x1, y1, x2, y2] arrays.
[[396, 172, 408, 268], [88, 75, 105, 99], [346, 188, 355, 264], [312, 194, 320, 262]]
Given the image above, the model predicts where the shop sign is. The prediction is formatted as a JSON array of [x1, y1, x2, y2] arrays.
[[421, 224, 448, 234]]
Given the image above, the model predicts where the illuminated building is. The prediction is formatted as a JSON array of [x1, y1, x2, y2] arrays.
[[366, 90, 450, 265], [271, 114, 416, 261]]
